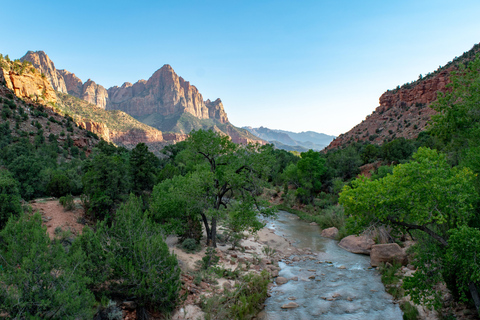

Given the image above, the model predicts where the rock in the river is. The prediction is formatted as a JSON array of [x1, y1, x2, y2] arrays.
[[309, 222, 318, 226], [370, 243, 408, 267], [338, 235, 375, 255], [276, 277, 288, 285], [321, 227, 339, 239], [281, 302, 299, 309]]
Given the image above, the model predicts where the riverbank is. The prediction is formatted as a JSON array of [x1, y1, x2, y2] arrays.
[[169, 220, 301, 320]]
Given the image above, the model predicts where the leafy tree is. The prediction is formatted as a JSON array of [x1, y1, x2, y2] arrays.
[[340, 147, 479, 310], [380, 137, 415, 163], [325, 145, 363, 180], [82, 151, 130, 220], [151, 130, 275, 247], [0, 213, 95, 319], [430, 55, 480, 164], [341, 147, 477, 242], [283, 149, 326, 204], [0, 170, 22, 230], [129, 143, 159, 194], [360, 143, 380, 164]]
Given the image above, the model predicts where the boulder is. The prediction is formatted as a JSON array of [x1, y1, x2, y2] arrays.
[[370, 243, 407, 267], [321, 227, 339, 239], [276, 277, 288, 285], [338, 235, 374, 255]]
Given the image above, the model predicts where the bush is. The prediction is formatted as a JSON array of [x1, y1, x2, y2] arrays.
[[181, 238, 201, 253], [59, 194, 75, 211], [202, 270, 270, 320], [0, 213, 95, 319], [0, 170, 22, 230], [47, 172, 71, 197], [80, 195, 181, 312]]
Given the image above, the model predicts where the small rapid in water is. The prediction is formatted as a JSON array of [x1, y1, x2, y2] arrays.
[[258, 210, 403, 320]]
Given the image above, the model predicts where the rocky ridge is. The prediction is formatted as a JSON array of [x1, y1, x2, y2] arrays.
[[326, 43, 480, 150], [20, 51, 260, 145], [0, 61, 98, 155]]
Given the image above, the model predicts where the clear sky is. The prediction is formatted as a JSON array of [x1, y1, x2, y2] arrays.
[[2, 0, 480, 136]]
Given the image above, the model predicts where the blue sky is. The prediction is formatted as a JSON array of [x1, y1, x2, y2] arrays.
[[3, 0, 480, 135]]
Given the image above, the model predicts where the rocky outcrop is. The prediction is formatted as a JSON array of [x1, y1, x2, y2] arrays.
[[21, 51, 108, 109], [20, 51, 67, 93], [82, 79, 108, 109], [163, 132, 188, 142], [338, 235, 375, 255], [370, 243, 407, 267], [107, 64, 229, 123], [206, 99, 228, 124], [77, 121, 111, 142], [326, 43, 480, 150], [0, 67, 57, 104], [57, 69, 83, 97]]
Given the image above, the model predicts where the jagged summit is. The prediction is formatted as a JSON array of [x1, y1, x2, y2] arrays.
[[20, 51, 260, 144]]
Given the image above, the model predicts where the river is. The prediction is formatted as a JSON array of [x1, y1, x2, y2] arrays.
[[257, 210, 403, 320]]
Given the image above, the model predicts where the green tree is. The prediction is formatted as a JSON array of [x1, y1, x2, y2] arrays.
[[129, 143, 159, 194], [340, 147, 479, 310], [0, 213, 94, 319], [430, 55, 480, 163], [0, 170, 22, 230], [283, 149, 326, 204], [150, 130, 275, 247], [79, 195, 180, 313], [82, 151, 130, 220]]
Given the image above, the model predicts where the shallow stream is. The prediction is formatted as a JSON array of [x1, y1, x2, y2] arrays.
[[257, 210, 403, 320]]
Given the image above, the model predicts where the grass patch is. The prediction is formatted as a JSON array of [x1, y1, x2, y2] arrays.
[[400, 301, 419, 320], [202, 270, 270, 320], [378, 262, 404, 300]]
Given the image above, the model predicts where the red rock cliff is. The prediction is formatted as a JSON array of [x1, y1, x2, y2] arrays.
[[326, 43, 480, 150], [107, 64, 229, 123]]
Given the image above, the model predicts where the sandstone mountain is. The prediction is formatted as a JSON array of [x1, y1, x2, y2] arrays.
[[0, 57, 98, 154], [244, 126, 335, 151], [326, 43, 480, 150], [21, 51, 261, 145], [1, 55, 169, 154]]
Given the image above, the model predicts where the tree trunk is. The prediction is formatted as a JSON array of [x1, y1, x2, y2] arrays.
[[200, 213, 212, 246], [469, 282, 480, 316], [211, 217, 217, 248]]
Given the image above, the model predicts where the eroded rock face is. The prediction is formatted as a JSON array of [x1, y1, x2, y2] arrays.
[[21, 51, 108, 109], [370, 243, 407, 267], [57, 69, 84, 97], [338, 235, 375, 255], [82, 79, 108, 109], [326, 44, 480, 151], [20, 51, 68, 94], [107, 65, 229, 123], [0, 68, 57, 104]]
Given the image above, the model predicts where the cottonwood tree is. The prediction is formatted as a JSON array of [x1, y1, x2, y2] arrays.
[[340, 147, 480, 311], [150, 129, 275, 247]]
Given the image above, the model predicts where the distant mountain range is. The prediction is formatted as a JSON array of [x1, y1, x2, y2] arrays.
[[243, 126, 335, 152]]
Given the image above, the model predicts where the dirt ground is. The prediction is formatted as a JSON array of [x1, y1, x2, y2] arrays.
[[30, 197, 85, 239]]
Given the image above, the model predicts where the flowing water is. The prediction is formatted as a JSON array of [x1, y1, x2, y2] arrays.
[[257, 210, 403, 320]]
